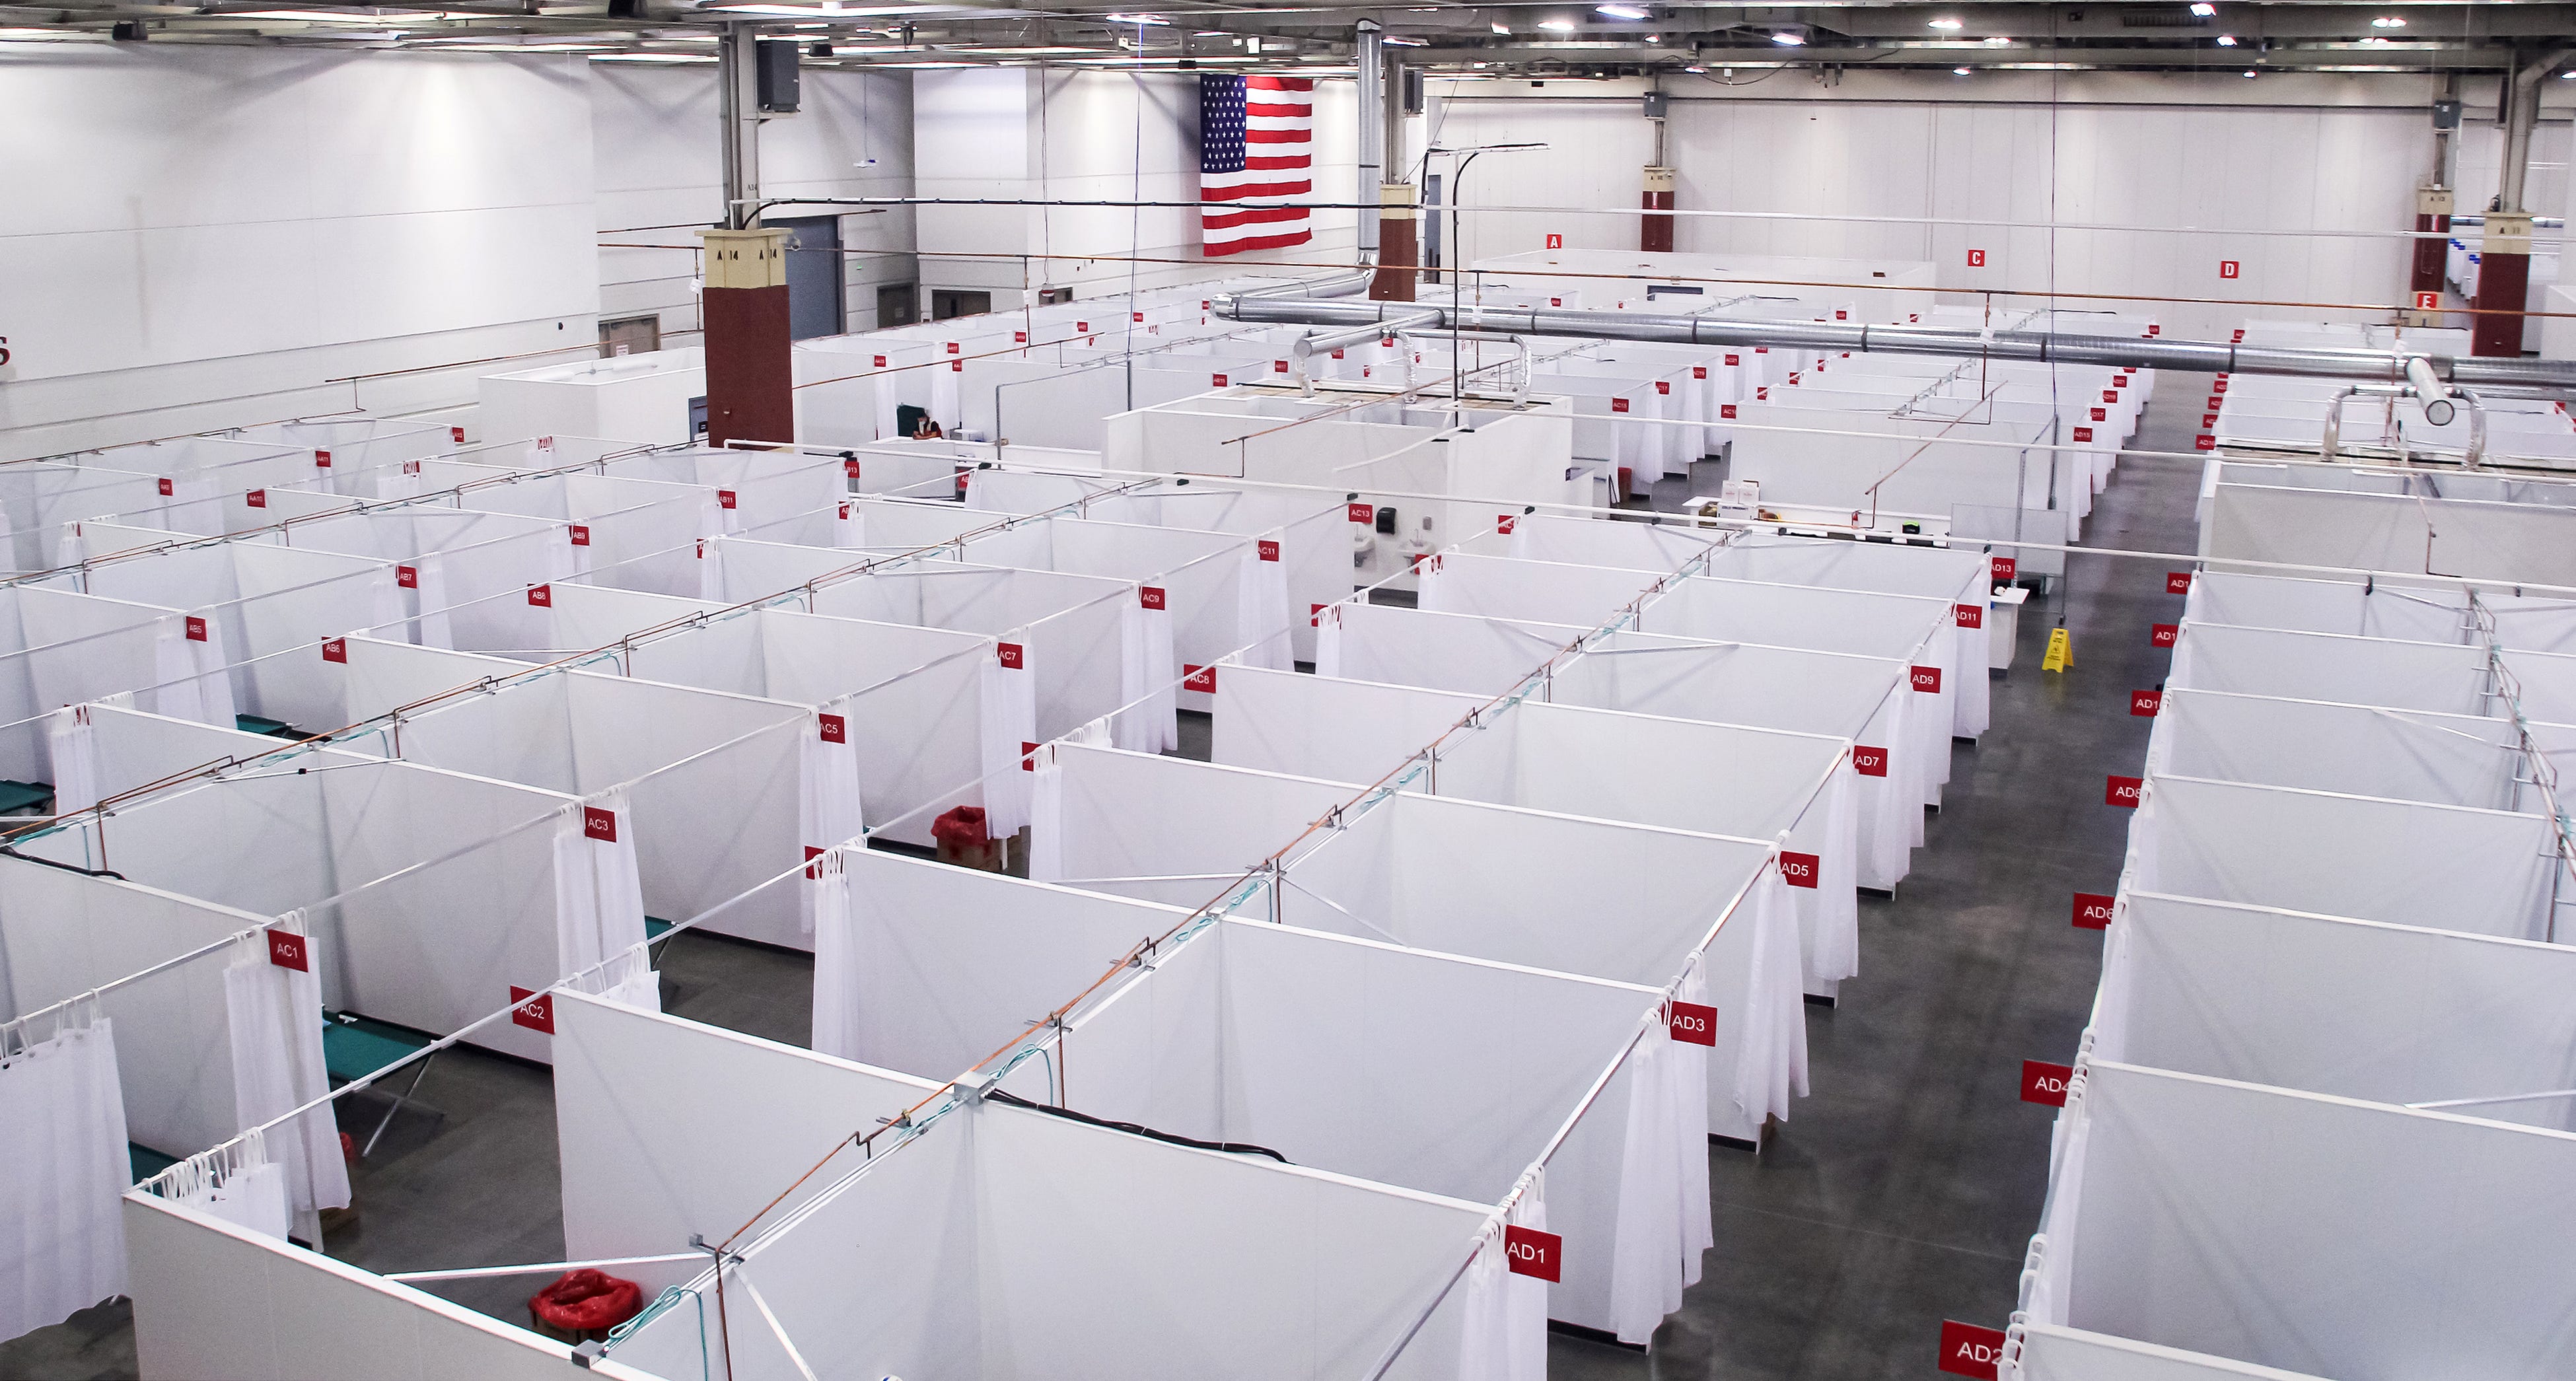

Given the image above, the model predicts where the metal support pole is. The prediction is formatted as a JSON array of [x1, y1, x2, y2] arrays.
[[1355, 21, 1382, 260], [717, 24, 764, 230]]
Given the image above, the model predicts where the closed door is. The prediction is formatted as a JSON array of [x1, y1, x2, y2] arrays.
[[876, 281, 919, 329], [773, 216, 845, 340], [932, 289, 993, 321]]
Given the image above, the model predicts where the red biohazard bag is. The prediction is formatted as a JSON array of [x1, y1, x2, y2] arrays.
[[931, 805, 989, 853], [529, 1269, 642, 1337]]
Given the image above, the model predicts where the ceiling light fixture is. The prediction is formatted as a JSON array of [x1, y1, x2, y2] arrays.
[[1594, 3, 1648, 18], [2215, 33, 2236, 45], [1537, 17, 1575, 30], [1953, 65, 1970, 74], [2242, 67, 2258, 77], [2371, 14, 2405, 26], [2188, 2, 2215, 15], [1104, 12, 1170, 24], [1769, 28, 1803, 45], [1926, 17, 1963, 30], [1983, 34, 2011, 45]]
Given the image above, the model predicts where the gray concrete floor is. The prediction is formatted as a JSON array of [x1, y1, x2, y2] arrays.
[[0, 380, 2205, 1380]]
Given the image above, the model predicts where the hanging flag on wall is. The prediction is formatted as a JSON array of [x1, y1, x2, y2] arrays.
[[1201, 73, 1314, 256]]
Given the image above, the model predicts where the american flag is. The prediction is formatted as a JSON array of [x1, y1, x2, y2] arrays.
[[1201, 73, 1313, 256]]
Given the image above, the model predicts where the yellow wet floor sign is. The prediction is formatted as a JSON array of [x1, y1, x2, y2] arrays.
[[2042, 625, 2073, 672]]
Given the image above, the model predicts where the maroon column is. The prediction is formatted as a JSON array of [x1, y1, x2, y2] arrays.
[[2472, 213, 2532, 358], [1641, 166, 1675, 253], [697, 228, 797, 446], [2407, 186, 2451, 326], [1371, 184, 1419, 302]]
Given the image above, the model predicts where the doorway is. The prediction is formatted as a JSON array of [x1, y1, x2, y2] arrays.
[[876, 281, 919, 330], [932, 289, 993, 321], [771, 215, 845, 341]]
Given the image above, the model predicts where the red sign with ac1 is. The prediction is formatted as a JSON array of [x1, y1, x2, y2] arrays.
[[1851, 745, 1888, 777], [1779, 851, 1820, 889], [2072, 892, 2116, 930], [2022, 1059, 2075, 1106], [1504, 1224, 1562, 1281], [267, 928, 309, 972], [1667, 1000, 1719, 1045], [1939, 1320, 2009, 1379]]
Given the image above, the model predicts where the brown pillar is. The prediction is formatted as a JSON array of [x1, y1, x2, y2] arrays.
[[2406, 185, 2452, 327], [2472, 213, 2532, 358], [1641, 166, 1676, 253], [1371, 183, 1419, 302], [696, 227, 797, 446]]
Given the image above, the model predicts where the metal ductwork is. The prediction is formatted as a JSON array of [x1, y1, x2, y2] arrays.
[[1211, 294, 2576, 392]]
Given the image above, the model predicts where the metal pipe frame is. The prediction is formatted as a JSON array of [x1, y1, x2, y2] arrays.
[[1211, 293, 2576, 392]]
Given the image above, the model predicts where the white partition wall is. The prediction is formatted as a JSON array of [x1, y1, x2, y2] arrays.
[[1315, 602, 1582, 698], [2118, 775, 2562, 942], [1212, 666, 1484, 783], [2168, 623, 2492, 715], [2009, 1324, 2331, 1381], [2203, 481, 2576, 587], [608, 1087, 1491, 1381], [2093, 893, 2576, 1130], [2029, 1061, 2576, 1381], [1554, 631, 1920, 889], [2181, 571, 2470, 643], [2146, 689, 2530, 810], [1034, 746, 1354, 908], [1415, 552, 1666, 629]]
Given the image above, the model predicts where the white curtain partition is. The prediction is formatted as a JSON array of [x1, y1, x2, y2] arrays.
[[1117, 591, 1181, 754], [2094, 892, 2576, 1130], [2118, 774, 2562, 941], [2203, 481, 2576, 588], [0, 1007, 129, 1343], [1279, 789, 1807, 1144], [2182, 571, 2472, 643], [2146, 688, 2531, 811], [2168, 623, 2492, 717], [2008, 1324, 2332, 1381], [1455, 1181, 1549, 1381], [606, 1067, 1493, 1381], [1052, 920, 1682, 1342], [2030, 1060, 2576, 1380], [552, 789, 652, 1000], [220, 918, 351, 1245], [1640, 576, 1958, 799], [1415, 551, 1666, 633], [1554, 631, 1921, 889], [1029, 744, 1351, 907], [1314, 602, 1583, 698]]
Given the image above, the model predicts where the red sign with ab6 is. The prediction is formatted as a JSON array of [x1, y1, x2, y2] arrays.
[[1779, 851, 1820, 889], [1667, 1001, 1719, 1045], [1504, 1224, 1562, 1281], [1851, 745, 1888, 777]]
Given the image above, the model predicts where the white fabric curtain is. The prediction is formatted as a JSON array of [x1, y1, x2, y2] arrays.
[[1028, 746, 1066, 882], [1808, 773, 1862, 983], [1114, 598, 1180, 754], [798, 713, 867, 937], [1670, 966, 1715, 1288], [873, 376, 900, 441], [1412, 553, 1454, 614], [696, 536, 725, 602], [1236, 533, 1295, 670], [56, 521, 85, 569], [176, 1148, 291, 1244], [150, 611, 238, 729], [412, 552, 455, 650], [1731, 872, 1812, 1128], [808, 849, 861, 1061], [1314, 604, 1344, 678], [977, 645, 1037, 838], [831, 500, 865, 549], [962, 472, 1002, 512], [46, 707, 100, 818], [553, 790, 651, 987], [1608, 1020, 1686, 1344], [1454, 1180, 1549, 1381], [222, 919, 351, 1246], [2022, 1088, 2093, 1328], [367, 567, 405, 645], [0, 1009, 130, 1341], [585, 948, 662, 1013], [931, 367, 962, 431]]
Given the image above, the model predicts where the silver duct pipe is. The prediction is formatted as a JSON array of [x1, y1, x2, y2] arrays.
[[2404, 355, 2458, 425], [1211, 294, 2576, 392], [1355, 21, 1383, 258]]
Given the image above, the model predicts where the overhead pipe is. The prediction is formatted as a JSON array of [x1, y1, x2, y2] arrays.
[[2320, 382, 2486, 469], [1288, 310, 1438, 390], [1210, 294, 2576, 392], [1355, 20, 1383, 260]]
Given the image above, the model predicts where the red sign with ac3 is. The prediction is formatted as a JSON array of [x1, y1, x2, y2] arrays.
[[1668, 1001, 1719, 1045], [1504, 1224, 1562, 1281], [583, 806, 618, 843], [1851, 745, 1888, 777]]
